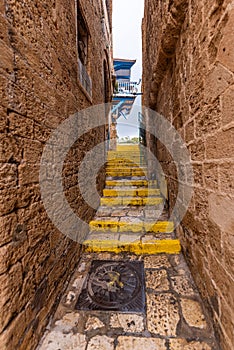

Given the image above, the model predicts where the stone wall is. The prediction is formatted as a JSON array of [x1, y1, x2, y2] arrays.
[[142, 1, 234, 349], [0, 0, 112, 349]]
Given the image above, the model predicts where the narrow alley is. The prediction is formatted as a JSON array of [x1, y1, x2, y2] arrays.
[[38, 145, 218, 350], [0, 1, 233, 350]]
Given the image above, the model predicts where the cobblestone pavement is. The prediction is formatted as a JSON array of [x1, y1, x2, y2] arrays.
[[38, 252, 219, 350], [37, 146, 220, 349]]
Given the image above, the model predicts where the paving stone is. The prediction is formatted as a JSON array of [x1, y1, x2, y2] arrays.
[[171, 276, 196, 296], [64, 291, 76, 305], [110, 314, 144, 332], [119, 217, 143, 223], [96, 208, 112, 217], [87, 335, 114, 350], [144, 209, 162, 219], [116, 336, 167, 350], [141, 233, 174, 242], [147, 293, 180, 336], [92, 217, 120, 222], [39, 331, 86, 350], [127, 209, 144, 217], [111, 209, 128, 216], [77, 262, 87, 273], [88, 232, 120, 241], [145, 269, 170, 291], [180, 298, 207, 329], [93, 252, 112, 260], [169, 338, 212, 349], [144, 254, 171, 268], [54, 313, 80, 332], [119, 233, 142, 242], [85, 316, 105, 331]]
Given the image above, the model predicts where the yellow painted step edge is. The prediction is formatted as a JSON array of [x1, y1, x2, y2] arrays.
[[89, 220, 174, 233], [100, 197, 163, 206], [103, 189, 161, 197], [82, 239, 181, 255], [106, 180, 151, 186], [106, 171, 146, 176]]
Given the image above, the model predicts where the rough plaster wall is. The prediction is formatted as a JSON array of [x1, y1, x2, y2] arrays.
[[0, 0, 112, 349], [143, 1, 234, 349]]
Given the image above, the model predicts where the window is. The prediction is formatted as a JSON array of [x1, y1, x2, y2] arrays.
[[76, 2, 92, 96]]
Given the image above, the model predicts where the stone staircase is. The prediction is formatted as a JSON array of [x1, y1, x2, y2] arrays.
[[83, 144, 181, 255], [38, 145, 219, 350]]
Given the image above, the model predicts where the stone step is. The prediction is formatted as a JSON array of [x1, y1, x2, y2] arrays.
[[82, 238, 181, 255], [107, 153, 142, 158], [116, 145, 140, 151], [106, 168, 147, 176], [108, 150, 141, 154], [106, 163, 147, 168], [103, 188, 161, 197], [100, 196, 163, 206], [105, 179, 157, 187], [107, 156, 142, 161], [106, 165, 147, 170], [89, 220, 174, 233], [107, 157, 145, 162]]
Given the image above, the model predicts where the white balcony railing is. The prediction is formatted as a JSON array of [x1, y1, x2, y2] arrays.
[[114, 81, 140, 95], [78, 59, 92, 97]]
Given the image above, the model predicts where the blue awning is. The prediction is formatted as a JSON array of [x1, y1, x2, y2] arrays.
[[114, 59, 136, 72]]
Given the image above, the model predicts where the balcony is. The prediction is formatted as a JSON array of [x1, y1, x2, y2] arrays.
[[114, 81, 141, 97]]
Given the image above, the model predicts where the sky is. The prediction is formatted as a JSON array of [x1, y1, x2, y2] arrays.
[[112, 0, 144, 139], [113, 0, 144, 82]]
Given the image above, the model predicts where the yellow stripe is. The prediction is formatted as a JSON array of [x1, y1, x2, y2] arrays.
[[82, 239, 181, 255], [106, 170, 146, 175], [100, 197, 163, 206], [100, 197, 123, 206], [105, 180, 149, 187], [107, 160, 144, 164], [103, 188, 160, 197], [89, 220, 174, 233], [144, 221, 174, 233], [116, 145, 140, 151]]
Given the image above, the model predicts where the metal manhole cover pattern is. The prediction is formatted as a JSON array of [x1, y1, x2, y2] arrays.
[[75, 260, 145, 313]]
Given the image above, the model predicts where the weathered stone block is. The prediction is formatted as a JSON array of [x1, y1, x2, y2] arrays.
[[0, 163, 17, 189], [0, 188, 17, 215], [8, 112, 34, 139], [185, 119, 194, 143], [195, 100, 221, 139], [18, 163, 39, 185], [0, 105, 6, 132], [208, 193, 234, 235], [0, 213, 17, 246], [204, 63, 233, 103], [189, 140, 205, 161], [0, 134, 22, 163], [192, 163, 203, 187], [221, 85, 234, 126], [219, 162, 234, 194], [206, 127, 234, 159], [147, 293, 180, 336], [116, 337, 166, 350], [204, 163, 219, 190], [0, 40, 14, 73], [217, 9, 234, 73]]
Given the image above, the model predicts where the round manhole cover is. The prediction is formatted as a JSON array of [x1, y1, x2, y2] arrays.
[[75, 260, 145, 312], [87, 261, 141, 309]]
